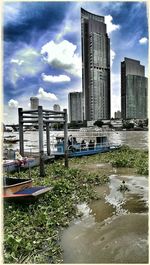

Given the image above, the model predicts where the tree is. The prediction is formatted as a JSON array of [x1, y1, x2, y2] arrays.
[[94, 120, 104, 127], [123, 121, 134, 129]]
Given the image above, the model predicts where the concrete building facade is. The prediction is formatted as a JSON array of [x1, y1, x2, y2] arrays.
[[68, 92, 83, 122], [81, 8, 111, 121], [30, 97, 39, 110], [121, 58, 147, 119]]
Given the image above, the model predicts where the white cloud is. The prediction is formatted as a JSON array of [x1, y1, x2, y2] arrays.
[[41, 40, 82, 77], [37, 88, 58, 101], [8, 99, 19, 109], [10, 58, 24, 65], [4, 3, 21, 26], [10, 47, 43, 85], [110, 49, 116, 68], [139, 37, 148, 44], [55, 25, 72, 42], [105, 15, 120, 34], [42, 73, 71, 83]]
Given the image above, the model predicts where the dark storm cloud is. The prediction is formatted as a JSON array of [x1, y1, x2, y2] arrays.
[[4, 2, 72, 43]]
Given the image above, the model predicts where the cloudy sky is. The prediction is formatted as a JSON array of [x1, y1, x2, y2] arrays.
[[3, 1, 148, 124]]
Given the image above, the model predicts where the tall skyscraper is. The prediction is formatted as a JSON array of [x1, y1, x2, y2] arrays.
[[81, 8, 110, 121], [53, 104, 61, 112], [68, 92, 83, 122], [30, 97, 39, 110], [121, 57, 147, 119]]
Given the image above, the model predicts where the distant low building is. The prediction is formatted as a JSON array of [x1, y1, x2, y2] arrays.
[[114, 111, 121, 119], [30, 97, 39, 110], [111, 119, 123, 128]]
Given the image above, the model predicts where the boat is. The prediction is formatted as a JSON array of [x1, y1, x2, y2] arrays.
[[52, 136, 121, 158], [4, 138, 19, 144], [3, 177, 51, 202], [3, 157, 37, 173]]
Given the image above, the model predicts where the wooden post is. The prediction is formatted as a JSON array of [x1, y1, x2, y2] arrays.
[[18, 108, 24, 156], [46, 122, 50, 156], [38, 106, 45, 177], [63, 109, 68, 168]]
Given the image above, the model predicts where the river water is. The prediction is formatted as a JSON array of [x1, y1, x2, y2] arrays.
[[3, 130, 148, 153], [61, 170, 148, 263]]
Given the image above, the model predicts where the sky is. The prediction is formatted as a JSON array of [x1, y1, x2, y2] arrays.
[[3, 1, 148, 124]]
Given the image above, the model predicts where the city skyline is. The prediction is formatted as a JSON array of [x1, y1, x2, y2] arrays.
[[3, 1, 148, 124]]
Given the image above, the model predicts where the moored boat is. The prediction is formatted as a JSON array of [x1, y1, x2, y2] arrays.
[[52, 136, 121, 158], [3, 158, 37, 173], [4, 138, 19, 144], [3, 177, 51, 202]]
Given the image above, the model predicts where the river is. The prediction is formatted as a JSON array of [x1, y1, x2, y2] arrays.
[[61, 168, 148, 263], [3, 130, 148, 154]]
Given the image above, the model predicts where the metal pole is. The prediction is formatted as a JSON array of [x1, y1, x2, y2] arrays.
[[46, 122, 50, 156], [63, 109, 68, 168], [38, 106, 45, 177], [18, 108, 24, 156]]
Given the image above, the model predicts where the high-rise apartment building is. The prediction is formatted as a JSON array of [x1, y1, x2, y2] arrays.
[[53, 104, 61, 112], [114, 110, 121, 119], [68, 92, 83, 122], [30, 97, 39, 110], [121, 58, 147, 119], [81, 8, 110, 121]]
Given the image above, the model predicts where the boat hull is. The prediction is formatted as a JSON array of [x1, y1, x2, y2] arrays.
[[53, 145, 121, 158], [3, 177, 32, 195], [3, 158, 37, 173], [4, 186, 52, 202], [3, 177, 52, 203]]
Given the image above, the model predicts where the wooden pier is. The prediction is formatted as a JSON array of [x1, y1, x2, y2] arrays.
[[18, 106, 68, 177]]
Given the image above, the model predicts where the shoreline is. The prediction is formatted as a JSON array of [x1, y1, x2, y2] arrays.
[[4, 146, 148, 263]]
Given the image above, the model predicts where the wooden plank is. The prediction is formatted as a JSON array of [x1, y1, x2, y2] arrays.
[[46, 123, 50, 156], [44, 120, 64, 123], [42, 109, 65, 114], [22, 110, 38, 114], [63, 109, 68, 168], [22, 120, 38, 123], [38, 106, 45, 177], [18, 108, 24, 156]]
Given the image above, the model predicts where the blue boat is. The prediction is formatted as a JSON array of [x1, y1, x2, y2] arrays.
[[52, 136, 121, 158]]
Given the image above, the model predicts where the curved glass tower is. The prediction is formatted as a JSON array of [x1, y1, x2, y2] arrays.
[[81, 8, 110, 121]]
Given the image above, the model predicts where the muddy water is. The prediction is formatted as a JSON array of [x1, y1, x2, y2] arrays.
[[61, 170, 148, 263]]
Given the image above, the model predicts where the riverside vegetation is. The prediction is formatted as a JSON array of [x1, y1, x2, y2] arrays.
[[4, 146, 148, 263]]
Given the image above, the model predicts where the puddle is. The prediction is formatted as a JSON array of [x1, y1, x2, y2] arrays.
[[61, 173, 148, 263]]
